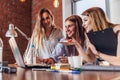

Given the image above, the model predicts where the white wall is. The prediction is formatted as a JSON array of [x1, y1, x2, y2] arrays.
[[74, 0, 120, 24], [109, 0, 120, 24], [74, 0, 107, 17], [62, 0, 72, 36]]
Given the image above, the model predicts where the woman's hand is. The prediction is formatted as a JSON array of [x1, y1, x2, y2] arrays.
[[60, 38, 77, 45], [86, 41, 99, 56], [43, 58, 55, 65], [58, 56, 68, 63], [36, 56, 43, 63]]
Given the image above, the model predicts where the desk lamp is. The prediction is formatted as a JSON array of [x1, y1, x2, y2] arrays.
[[2, 23, 30, 73], [5, 23, 30, 40], [5, 24, 18, 37]]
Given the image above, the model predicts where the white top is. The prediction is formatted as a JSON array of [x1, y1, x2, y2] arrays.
[[24, 28, 63, 63], [38, 28, 63, 58]]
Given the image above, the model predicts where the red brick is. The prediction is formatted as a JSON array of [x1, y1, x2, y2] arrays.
[[0, 0, 62, 63]]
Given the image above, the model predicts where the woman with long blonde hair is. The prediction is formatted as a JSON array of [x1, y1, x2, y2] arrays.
[[24, 8, 63, 64], [82, 7, 120, 65]]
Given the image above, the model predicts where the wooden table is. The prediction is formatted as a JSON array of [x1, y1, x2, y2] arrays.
[[1, 65, 120, 80]]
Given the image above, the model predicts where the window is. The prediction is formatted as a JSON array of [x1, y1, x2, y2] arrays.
[[72, 0, 120, 24], [72, 0, 110, 17]]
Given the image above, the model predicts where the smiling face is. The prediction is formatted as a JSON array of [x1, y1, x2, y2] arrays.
[[41, 12, 53, 29], [82, 15, 93, 33], [65, 20, 76, 38]]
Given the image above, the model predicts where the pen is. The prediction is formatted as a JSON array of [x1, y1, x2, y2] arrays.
[[59, 69, 81, 74], [46, 69, 59, 72], [47, 69, 81, 74]]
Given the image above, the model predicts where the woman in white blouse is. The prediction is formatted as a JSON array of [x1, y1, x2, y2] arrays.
[[24, 8, 63, 64]]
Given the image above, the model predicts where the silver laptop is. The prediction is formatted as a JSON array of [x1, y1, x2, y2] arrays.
[[9, 37, 50, 68]]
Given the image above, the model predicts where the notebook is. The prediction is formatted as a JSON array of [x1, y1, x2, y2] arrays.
[[8, 37, 50, 69], [87, 27, 117, 56], [81, 65, 120, 71]]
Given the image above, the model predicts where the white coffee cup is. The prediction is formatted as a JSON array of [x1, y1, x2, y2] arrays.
[[68, 56, 73, 68], [68, 56, 83, 68], [72, 56, 83, 68]]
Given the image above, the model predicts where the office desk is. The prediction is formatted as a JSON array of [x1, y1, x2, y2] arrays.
[[1, 65, 120, 80]]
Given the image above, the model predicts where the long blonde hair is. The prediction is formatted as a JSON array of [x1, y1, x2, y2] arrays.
[[31, 8, 57, 49], [81, 7, 113, 32]]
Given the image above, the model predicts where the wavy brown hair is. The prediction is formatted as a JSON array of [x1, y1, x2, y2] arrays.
[[65, 15, 85, 47]]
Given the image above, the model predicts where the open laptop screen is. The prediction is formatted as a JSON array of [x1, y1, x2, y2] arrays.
[[8, 37, 51, 69], [9, 37, 26, 67]]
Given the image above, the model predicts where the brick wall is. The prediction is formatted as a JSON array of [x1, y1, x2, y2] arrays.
[[32, 0, 63, 30], [0, 0, 62, 64], [0, 0, 32, 63]]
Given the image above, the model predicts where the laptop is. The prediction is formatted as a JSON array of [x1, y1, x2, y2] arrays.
[[8, 37, 50, 69]]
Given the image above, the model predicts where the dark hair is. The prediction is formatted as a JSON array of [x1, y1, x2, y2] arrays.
[[65, 15, 85, 47]]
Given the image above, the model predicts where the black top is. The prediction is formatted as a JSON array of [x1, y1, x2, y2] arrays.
[[87, 28, 117, 56]]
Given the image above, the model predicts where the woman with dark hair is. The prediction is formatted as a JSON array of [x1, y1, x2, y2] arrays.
[[44, 15, 95, 64]]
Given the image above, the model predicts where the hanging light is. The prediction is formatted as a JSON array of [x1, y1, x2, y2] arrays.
[[19, 0, 26, 2], [53, 0, 59, 8]]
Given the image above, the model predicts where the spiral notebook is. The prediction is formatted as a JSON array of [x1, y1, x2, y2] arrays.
[[8, 37, 50, 69]]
